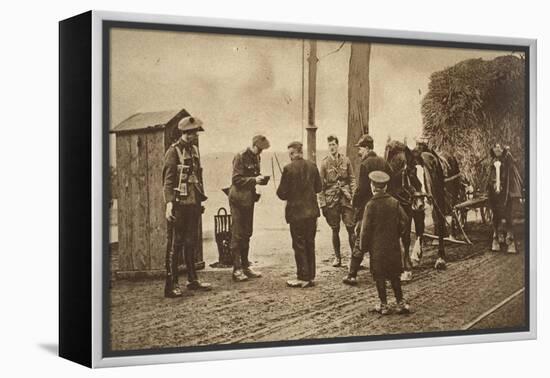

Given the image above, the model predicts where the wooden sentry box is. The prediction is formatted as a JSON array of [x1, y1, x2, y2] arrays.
[[110, 108, 204, 278]]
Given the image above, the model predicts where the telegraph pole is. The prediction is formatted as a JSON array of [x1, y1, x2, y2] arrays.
[[305, 40, 318, 163], [346, 42, 371, 174]]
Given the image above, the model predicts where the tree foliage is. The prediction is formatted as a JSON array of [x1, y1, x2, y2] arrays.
[[421, 55, 526, 191]]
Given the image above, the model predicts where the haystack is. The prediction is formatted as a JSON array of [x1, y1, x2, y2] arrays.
[[421, 55, 526, 191]]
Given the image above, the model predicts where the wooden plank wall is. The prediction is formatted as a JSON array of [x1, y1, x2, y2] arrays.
[[129, 133, 150, 271], [147, 131, 166, 270], [116, 128, 205, 273], [115, 135, 134, 271]]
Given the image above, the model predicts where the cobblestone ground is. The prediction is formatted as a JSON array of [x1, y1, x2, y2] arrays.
[[109, 221, 526, 351]]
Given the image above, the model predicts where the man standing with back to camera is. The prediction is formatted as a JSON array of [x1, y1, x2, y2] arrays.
[[277, 141, 322, 288], [163, 116, 211, 298], [318, 134, 357, 268], [228, 135, 271, 282]]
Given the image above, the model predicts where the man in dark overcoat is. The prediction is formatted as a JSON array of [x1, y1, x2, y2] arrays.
[[343, 134, 393, 285], [228, 135, 271, 282], [360, 171, 410, 315], [163, 116, 211, 298], [276, 141, 322, 288]]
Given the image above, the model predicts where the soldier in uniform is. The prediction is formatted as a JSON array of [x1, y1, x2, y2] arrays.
[[229, 135, 271, 282], [276, 141, 322, 288], [318, 135, 357, 267], [343, 134, 393, 285], [163, 116, 211, 298], [360, 171, 410, 315]]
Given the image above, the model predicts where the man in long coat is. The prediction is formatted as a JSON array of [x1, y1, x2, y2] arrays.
[[277, 141, 322, 288], [343, 134, 393, 285], [360, 171, 410, 315]]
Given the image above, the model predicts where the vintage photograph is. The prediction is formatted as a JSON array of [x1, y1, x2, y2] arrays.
[[107, 25, 528, 353]]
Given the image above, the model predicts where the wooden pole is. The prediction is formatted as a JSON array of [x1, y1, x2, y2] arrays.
[[306, 40, 318, 163], [346, 43, 371, 174]]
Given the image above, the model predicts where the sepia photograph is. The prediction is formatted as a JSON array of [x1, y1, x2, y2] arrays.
[[105, 23, 528, 354]]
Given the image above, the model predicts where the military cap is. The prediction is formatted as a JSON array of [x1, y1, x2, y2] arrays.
[[355, 134, 374, 149], [287, 141, 303, 150], [368, 170, 390, 187], [252, 135, 271, 150], [178, 116, 204, 133]]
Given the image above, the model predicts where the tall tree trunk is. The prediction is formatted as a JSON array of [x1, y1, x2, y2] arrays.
[[346, 43, 371, 174]]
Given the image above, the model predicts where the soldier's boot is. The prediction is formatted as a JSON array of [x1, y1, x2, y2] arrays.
[[373, 303, 390, 315], [243, 267, 262, 278], [164, 247, 183, 298], [332, 254, 342, 267], [343, 255, 361, 285], [396, 300, 411, 315], [187, 281, 212, 291], [164, 277, 183, 298], [232, 269, 249, 282]]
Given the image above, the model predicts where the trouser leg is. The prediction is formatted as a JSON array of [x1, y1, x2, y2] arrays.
[[290, 222, 309, 281], [348, 220, 363, 277], [331, 225, 341, 259], [230, 203, 254, 271], [346, 226, 355, 253], [305, 218, 317, 281], [179, 205, 200, 283], [375, 279, 387, 304], [241, 206, 254, 269], [390, 276, 403, 303], [165, 220, 179, 292]]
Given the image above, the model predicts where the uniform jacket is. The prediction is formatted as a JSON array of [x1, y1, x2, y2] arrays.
[[276, 157, 322, 224], [162, 139, 207, 205], [360, 191, 407, 279], [228, 148, 261, 208], [352, 150, 393, 215], [318, 153, 357, 209]]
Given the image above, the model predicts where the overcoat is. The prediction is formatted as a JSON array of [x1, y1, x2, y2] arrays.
[[352, 151, 393, 217], [276, 157, 322, 224], [360, 191, 408, 279]]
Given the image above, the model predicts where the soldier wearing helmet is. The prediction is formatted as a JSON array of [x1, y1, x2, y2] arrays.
[[162, 116, 211, 298]]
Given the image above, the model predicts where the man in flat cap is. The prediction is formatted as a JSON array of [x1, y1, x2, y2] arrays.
[[228, 135, 271, 282], [361, 170, 410, 315], [163, 116, 211, 298], [318, 135, 357, 267], [277, 141, 322, 288], [343, 134, 392, 285]]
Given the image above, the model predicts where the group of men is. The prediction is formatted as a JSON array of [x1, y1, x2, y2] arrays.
[[162, 115, 411, 314]]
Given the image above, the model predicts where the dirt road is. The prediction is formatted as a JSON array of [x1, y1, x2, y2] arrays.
[[109, 222, 526, 351]]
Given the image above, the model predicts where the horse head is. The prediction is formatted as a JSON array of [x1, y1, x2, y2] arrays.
[[385, 140, 426, 210], [489, 144, 509, 195]]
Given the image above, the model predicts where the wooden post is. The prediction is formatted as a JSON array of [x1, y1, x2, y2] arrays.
[[346, 43, 371, 173], [306, 40, 318, 163]]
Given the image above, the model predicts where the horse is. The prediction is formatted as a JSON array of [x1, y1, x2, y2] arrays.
[[410, 143, 461, 271], [436, 151, 467, 239], [384, 140, 426, 281], [486, 144, 523, 253]]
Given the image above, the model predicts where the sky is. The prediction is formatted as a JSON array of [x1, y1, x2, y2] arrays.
[[109, 28, 510, 161]]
